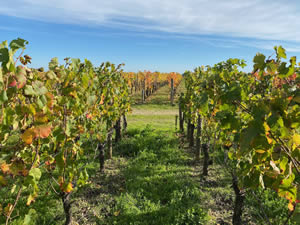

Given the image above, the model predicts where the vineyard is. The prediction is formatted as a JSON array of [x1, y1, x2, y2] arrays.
[[0, 38, 299, 225]]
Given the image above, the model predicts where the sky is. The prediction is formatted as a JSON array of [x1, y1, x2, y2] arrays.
[[1, 0, 300, 73]]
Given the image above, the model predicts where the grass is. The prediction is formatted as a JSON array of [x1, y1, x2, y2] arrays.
[[111, 127, 209, 225]]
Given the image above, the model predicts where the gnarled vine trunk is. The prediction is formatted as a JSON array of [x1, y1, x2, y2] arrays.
[[202, 143, 209, 176], [107, 128, 113, 160], [62, 192, 72, 225], [122, 114, 127, 132], [195, 116, 202, 160], [232, 175, 245, 225], [98, 143, 105, 172], [115, 119, 121, 143]]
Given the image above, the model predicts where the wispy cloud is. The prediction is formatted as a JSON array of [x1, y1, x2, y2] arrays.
[[1, 0, 300, 43]]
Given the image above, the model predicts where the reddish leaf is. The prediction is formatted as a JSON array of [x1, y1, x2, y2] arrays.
[[34, 125, 51, 138], [46, 92, 54, 108], [86, 113, 92, 119], [8, 78, 17, 87]]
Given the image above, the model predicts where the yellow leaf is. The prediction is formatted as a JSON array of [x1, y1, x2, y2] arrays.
[[266, 134, 273, 144], [114, 210, 120, 216], [69, 91, 78, 98], [293, 134, 300, 146], [4, 203, 13, 216], [26, 194, 36, 206], [28, 104, 36, 115], [63, 182, 73, 193], [34, 113, 48, 123], [0, 175, 7, 186], [21, 128, 36, 144], [255, 149, 265, 154], [263, 122, 270, 132], [100, 94, 105, 105], [288, 202, 294, 211]]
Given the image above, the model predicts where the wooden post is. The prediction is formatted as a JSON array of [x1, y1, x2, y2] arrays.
[[170, 78, 174, 105], [107, 128, 113, 159], [115, 119, 121, 143], [187, 119, 191, 140], [142, 89, 145, 103], [189, 123, 195, 147], [195, 116, 202, 160], [179, 102, 184, 132], [122, 114, 127, 132], [202, 143, 209, 176], [186, 119, 191, 142], [98, 143, 105, 172]]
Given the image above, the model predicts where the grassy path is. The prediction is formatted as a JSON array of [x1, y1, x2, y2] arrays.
[[71, 81, 213, 224], [107, 81, 210, 224]]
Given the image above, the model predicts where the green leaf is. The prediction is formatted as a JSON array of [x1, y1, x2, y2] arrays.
[[23, 209, 37, 225], [82, 74, 89, 89], [48, 57, 59, 70], [71, 58, 80, 71], [87, 95, 96, 105], [55, 151, 65, 171], [239, 122, 262, 155], [266, 61, 277, 74], [32, 81, 48, 95], [6, 134, 19, 145], [46, 70, 56, 79], [0, 68, 3, 84], [198, 93, 209, 115], [9, 38, 28, 53], [280, 157, 288, 173], [275, 46, 287, 59], [36, 97, 44, 109], [29, 168, 41, 181], [0, 90, 8, 102], [0, 48, 9, 65], [0, 175, 7, 186], [24, 85, 36, 96], [253, 53, 266, 71]]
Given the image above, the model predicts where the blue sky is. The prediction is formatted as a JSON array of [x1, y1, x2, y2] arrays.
[[1, 0, 300, 73]]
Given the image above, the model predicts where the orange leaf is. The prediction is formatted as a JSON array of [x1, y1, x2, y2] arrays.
[[0, 163, 10, 173], [100, 94, 105, 105], [288, 201, 294, 211], [63, 182, 73, 193], [34, 125, 51, 138], [46, 92, 54, 108]]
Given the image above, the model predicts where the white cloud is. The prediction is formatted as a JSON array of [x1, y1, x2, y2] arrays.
[[1, 0, 300, 42]]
